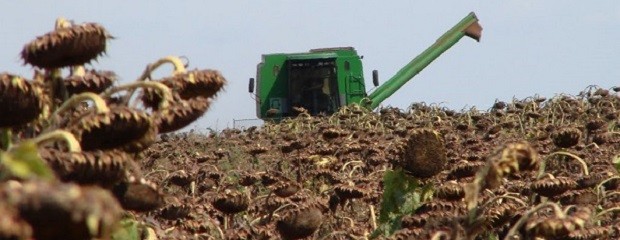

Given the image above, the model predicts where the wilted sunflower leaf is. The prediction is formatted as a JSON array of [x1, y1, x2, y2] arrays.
[[0, 141, 54, 180], [373, 169, 420, 237], [111, 218, 141, 240]]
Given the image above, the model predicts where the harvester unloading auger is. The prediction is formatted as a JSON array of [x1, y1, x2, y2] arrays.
[[249, 12, 482, 120]]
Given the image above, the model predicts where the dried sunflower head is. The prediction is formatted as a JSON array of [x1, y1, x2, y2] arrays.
[[173, 69, 226, 100], [312, 169, 343, 185], [21, 20, 111, 69], [261, 172, 283, 186], [276, 204, 323, 240], [435, 181, 465, 201], [238, 173, 260, 186], [142, 69, 226, 109], [0, 73, 45, 127], [212, 189, 249, 215], [488, 141, 539, 178], [592, 133, 610, 145], [585, 118, 607, 132], [530, 176, 577, 198], [1, 180, 122, 240], [112, 177, 164, 212], [66, 105, 156, 152], [167, 170, 193, 187], [399, 129, 447, 178], [247, 143, 269, 156], [557, 189, 597, 205], [482, 201, 522, 228], [525, 206, 591, 239], [402, 210, 458, 231], [552, 127, 582, 148], [576, 171, 612, 189], [415, 200, 463, 215], [389, 228, 424, 240], [39, 148, 129, 188], [448, 160, 485, 180], [64, 69, 116, 96], [567, 226, 611, 240], [155, 96, 211, 133], [272, 181, 301, 198], [334, 183, 367, 201], [159, 202, 191, 220], [264, 196, 291, 213], [321, 127, 343, 140]]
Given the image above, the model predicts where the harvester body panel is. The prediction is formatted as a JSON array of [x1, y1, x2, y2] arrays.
[[255, 47, 366, 119]]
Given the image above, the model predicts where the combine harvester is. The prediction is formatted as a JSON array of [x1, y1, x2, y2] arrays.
[[249, 12, 482, 120]]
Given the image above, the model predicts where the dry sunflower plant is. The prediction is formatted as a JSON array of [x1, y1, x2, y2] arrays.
[[0, 17, 225, 240]]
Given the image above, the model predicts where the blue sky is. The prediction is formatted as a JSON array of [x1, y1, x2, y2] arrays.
[[1, 1, 618, 130]]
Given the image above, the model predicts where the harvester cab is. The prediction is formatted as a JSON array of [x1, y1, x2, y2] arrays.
[[249, 12, 482, 120]]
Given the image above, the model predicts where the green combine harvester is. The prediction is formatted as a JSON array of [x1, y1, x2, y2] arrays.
[[249, 12, 482, 120]]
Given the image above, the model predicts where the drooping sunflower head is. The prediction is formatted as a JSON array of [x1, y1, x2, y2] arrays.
[[66, 105, 156, 152], [21, 21, 111, 69], [155, 96, 211, 133], [0, 73, 45, 128], [64, 69, 116, 96]]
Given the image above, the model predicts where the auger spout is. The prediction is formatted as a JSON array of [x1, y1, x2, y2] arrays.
[[364, 12, 482, 109]]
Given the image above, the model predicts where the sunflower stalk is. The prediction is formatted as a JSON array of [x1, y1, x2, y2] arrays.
[[45, 17, 74, 105], [47, 69, 70, 105], [119, 56, 187, 106], [55, 92, 110, 115], [28, 129, 82, 152], [539, 151, 589, 177], [102, 81, 173, 110], [138, 56, 188, 81], [597, 176, 620, 198], [71, 65, 86, 77], [595, 207, 620, 219], [504, 202, 565, 240], [47, 92, 110, 129]]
